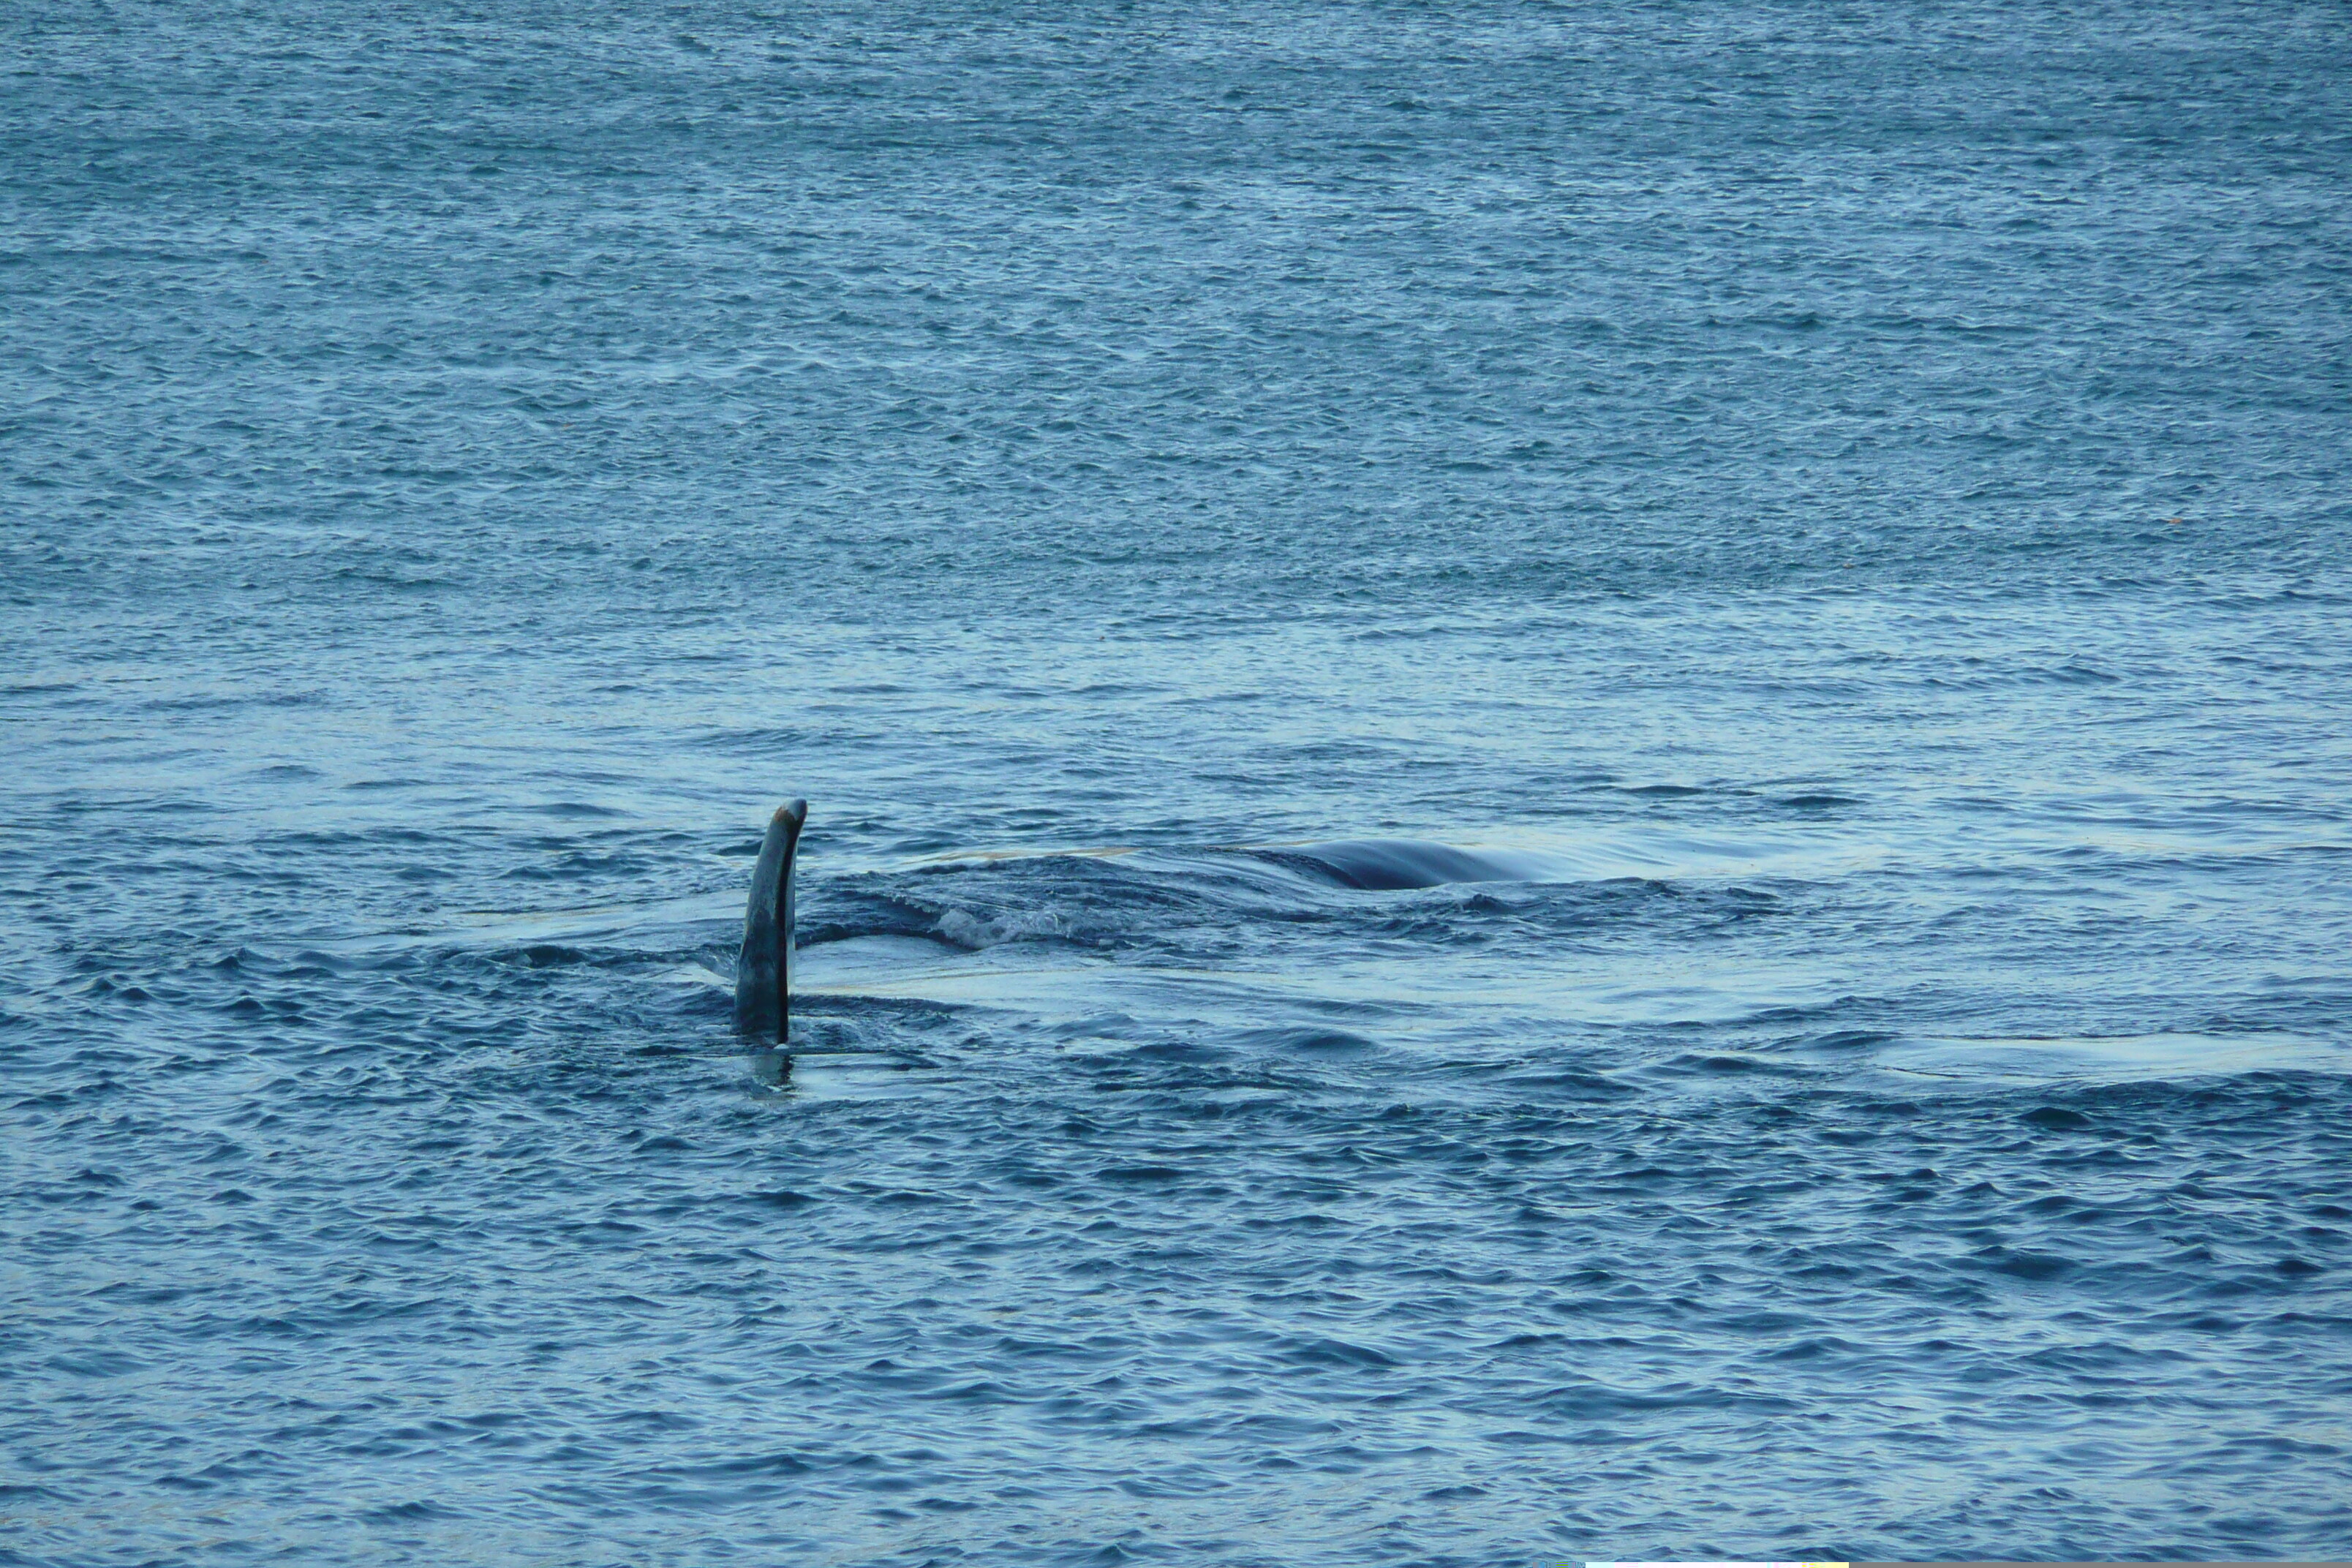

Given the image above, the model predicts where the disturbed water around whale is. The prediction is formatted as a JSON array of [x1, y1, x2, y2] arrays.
[[7, 0, 2352, 1562]]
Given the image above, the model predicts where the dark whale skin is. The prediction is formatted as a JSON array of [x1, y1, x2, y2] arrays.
[[734, 799, 807, 1042]]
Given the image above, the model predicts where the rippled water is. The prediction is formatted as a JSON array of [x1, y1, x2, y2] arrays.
[[7, 1, 2351, 1561]]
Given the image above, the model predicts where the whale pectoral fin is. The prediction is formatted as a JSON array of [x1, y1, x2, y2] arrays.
[[734, 799, 807, 1043]]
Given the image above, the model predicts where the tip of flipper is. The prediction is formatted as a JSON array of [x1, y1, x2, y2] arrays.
[[734, 799, 807, 1044]]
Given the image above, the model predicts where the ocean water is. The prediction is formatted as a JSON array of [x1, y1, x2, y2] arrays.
[[5, 1, 2351, 1561]]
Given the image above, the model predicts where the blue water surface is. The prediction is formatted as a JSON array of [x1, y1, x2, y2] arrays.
[[5, 1, 2351, 1561]]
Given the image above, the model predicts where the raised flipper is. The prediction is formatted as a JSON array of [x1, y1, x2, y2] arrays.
[[734, 799, 807, 1043]]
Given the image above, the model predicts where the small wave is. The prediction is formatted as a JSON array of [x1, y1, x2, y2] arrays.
[[935, 906, 1068, 951], [1254, 839, 1561, 890], [798, 887, 1085, 952]]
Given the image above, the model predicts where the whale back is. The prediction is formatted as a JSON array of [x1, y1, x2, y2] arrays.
[[734, 799, 807, 1042]]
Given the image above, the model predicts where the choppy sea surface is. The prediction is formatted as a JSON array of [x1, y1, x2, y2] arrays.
[[6, 1, 2351, 1562]]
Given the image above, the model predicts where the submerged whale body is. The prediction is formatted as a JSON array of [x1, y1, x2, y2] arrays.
[[731, 816, 1537, 1044], [734, 799, 806, 1043], [1264, 838, 1554, 891]]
